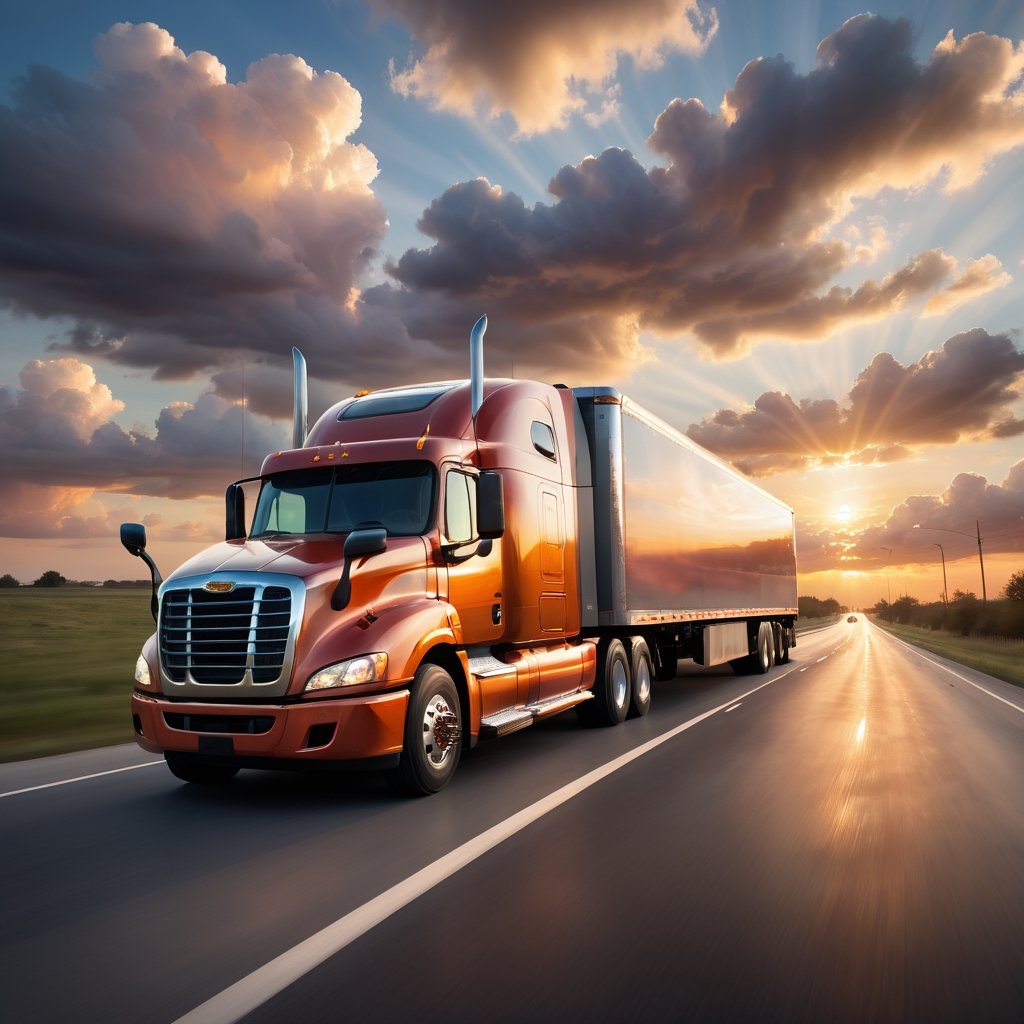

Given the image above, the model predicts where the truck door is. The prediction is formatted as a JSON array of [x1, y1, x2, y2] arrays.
[[442, 467, 504, 644]]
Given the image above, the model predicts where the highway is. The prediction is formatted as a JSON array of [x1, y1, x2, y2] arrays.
[[3, 618, 1024, 1023]]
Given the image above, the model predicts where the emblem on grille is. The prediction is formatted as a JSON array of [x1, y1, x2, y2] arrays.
[[204, 581, 236, 593]]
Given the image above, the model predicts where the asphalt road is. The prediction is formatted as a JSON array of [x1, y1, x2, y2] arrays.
[[3, 618, 1024, 1023]]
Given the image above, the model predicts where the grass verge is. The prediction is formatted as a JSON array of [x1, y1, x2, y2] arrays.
[[873, 618, 1024, 688], [0, 588, 153, 762]]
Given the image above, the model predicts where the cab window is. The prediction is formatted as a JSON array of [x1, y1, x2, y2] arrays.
[[444, 470, 476, 545]]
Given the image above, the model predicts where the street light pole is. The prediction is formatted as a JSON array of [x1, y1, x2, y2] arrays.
[[912, 523, 987, 602], [976, 520, 987, 603], [932, 543, 947, 606]]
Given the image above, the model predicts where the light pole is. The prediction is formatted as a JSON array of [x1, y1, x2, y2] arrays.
[[913, 522, 986, 601], [932, 543, 947, 606]]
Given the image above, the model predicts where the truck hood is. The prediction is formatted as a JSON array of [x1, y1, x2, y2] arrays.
[[168, 538, 349, 581]]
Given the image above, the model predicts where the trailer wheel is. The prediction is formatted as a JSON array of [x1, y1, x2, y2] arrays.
[[732, 622, 774, 675], [628, 638, 652, 718], [759, 622, 776, 673], [582, 638, 631, 727], [774, 623, 790, 664], [389, 664, 462, 796], [165, 753, 238, 785]]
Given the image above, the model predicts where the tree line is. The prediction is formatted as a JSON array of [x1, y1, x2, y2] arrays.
[[872, 570, 1024, 639], [0, 571, 148, 588]]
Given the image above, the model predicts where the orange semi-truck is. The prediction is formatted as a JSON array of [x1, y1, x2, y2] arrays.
[[122, 316, 797, 794]]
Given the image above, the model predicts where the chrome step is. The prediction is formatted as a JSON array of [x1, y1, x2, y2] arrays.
[[467, 654, 516, 679], [479, 691, 594, 738], [479, 708, 533, 737]]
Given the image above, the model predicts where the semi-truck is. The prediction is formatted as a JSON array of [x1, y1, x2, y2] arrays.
[[122, 316, 797, 794]]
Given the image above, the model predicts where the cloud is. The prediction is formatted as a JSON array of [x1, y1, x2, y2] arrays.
[[384, 15, 1024, 364], [0, 22, 388, 379], [0, 358, 287, 537], [376, 0, 717, 135], [1, 16, 1022, 388], [843, 461, 1024, 569], [686, 329, 1024, 474], [794, 460, 1024, 573]]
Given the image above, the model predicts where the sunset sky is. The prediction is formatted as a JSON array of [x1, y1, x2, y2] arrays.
[[1, 0, 1022, 607]]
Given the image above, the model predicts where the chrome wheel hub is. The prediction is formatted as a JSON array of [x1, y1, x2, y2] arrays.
[[422, 694, 458, 765]]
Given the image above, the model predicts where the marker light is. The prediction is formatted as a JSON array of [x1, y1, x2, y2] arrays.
[[305, 653, 388, 692]]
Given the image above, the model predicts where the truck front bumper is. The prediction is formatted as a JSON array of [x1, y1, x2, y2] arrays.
[[131, 689, 410, 766]]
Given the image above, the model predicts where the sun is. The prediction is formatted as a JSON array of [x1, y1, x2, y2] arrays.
[[835, 504, 854, 524]]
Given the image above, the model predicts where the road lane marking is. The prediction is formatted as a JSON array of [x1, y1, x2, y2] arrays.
[[877, 628, 1024, 716], [816, 656, 828, 663], [0, 760, 162, 800], [724, 702, 743, 713], [173, 667, 797, 1024]]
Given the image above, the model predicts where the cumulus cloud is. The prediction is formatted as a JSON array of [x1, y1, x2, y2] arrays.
[[383, 15, 1024, 364], [1, 16, 1022, 389], [377, 0, 717, 135], [687, 329, 1024, 475], [0, 358, 287, 540], [0, 22, 389, 380], [843, 461, 1024, 569], [793, 460, 1024, 573]]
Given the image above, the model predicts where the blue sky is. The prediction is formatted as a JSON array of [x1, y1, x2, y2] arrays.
[[0, 0, 1022, 604]]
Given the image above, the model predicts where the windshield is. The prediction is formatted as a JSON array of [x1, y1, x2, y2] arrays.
[[250, 461, 436, 538]]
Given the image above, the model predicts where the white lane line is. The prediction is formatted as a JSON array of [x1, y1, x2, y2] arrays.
[[174, 669, 795, 1024], [816, 656, 828, 663], [878, 628, 1024, 716], [724, 702, 743, 713], [0, 760, 162, 799]]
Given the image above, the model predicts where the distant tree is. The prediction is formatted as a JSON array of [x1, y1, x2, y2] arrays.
[[0, 573, 20, 588], [799, 595, 841, 619], [949, 589, 980, 636], [32, 569, 67, 588], [1003, 570, 1024, 602], [891, 595, 920, 624]]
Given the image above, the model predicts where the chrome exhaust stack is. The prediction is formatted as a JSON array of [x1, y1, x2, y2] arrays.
[[470, 314, 487, 419], [292, 346, 308, 448]]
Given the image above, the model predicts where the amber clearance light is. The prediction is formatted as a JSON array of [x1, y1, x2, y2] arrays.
[[204, 581, 235, 593]]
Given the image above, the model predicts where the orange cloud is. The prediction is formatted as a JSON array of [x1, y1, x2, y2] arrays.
[[378, 0, 717, 135]]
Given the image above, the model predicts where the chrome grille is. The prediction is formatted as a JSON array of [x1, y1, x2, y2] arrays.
[[159, 584, 292, 685]]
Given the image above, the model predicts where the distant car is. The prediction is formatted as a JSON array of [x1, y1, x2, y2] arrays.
[[847, 615, 857, 623]]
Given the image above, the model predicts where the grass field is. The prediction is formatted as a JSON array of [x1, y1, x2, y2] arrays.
[[872, 618, 1024, 688], [0, 587, 154, 762]]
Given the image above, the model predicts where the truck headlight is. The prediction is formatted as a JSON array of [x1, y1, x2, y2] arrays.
[[305, 653, 388, 692], [134, 653, 152, 687]]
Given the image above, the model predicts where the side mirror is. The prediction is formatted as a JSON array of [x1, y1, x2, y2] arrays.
[[477, 471, 505, 539], [225, 484, 246, 541], [332, 528, 388, 610], [344, 528, 388, 558], [120, 522, 147, 556], [119, 522, 162, 623]]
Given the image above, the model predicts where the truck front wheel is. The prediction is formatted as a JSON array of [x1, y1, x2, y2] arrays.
[[389, 664, 462, 796], [165, 753, 239, 785]]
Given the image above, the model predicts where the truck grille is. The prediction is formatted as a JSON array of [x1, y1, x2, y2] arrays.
[[159, 584, 292, 684]]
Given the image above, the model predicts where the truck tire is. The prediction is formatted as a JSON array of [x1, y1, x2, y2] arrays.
[[731, 622, 774, 675], [774, 622, 790, 664], [389, 664, 462, 796], [583, 638, 631, 727], [628, 637, 652, 718], [165, 753, 239, 785]]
